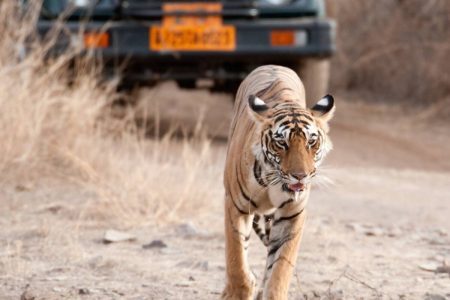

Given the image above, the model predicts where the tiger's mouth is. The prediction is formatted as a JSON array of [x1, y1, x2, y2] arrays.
[[283, 182, 305, 193]]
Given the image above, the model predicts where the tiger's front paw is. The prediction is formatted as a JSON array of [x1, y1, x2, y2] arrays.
[[221, 281, 256, 300], [221, 288, 253, 300]]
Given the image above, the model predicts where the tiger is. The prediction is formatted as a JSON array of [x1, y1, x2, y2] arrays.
[[222, 65, 335, 300]]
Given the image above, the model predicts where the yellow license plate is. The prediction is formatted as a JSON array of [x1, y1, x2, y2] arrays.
[[150, 2, 235, 51], [150, 25, 236, 51]]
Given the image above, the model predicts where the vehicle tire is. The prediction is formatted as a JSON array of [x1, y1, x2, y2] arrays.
[[295, 58, 330, 106], [176, 79, 196, 89]]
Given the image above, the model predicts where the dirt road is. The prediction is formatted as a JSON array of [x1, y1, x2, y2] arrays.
[[1, 84, 449, 299]]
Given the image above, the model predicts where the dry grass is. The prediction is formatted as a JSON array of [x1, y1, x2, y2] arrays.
[[329, 0, 450, 110], [0, 1, 221, 227]]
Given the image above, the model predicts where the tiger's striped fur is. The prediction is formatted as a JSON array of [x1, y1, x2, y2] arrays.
[[222, 65, 335, 300]]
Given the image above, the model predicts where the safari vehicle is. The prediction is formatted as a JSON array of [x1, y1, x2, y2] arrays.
[[38, 0, 335, 100]]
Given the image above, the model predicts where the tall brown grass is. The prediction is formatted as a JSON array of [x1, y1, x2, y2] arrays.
[[329, 0, 450, 110], [0, 1, 222, 226]]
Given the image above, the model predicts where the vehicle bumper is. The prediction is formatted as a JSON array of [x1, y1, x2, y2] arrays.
[[37, 18, 335, 59]]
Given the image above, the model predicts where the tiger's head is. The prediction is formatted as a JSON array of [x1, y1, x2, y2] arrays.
[[248, 94, 335, 194]]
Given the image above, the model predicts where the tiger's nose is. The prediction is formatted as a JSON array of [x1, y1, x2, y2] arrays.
[[291, 172, 307, 181]]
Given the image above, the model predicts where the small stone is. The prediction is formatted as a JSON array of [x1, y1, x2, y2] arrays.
[[45, 204, 65, 214], [196, 261, 209, 271], [436, 229, 448, 236], [327, 256, 338, 263], [112, 289, 125, 296], [387, 227, 402, 237], [20, 286, 35, 300], [78, 288, 90, 295], [188, 276, 195, 281], [88, 256, 103, 268], [365, 227, 384, 237], [427, 238, 448, 246], [103, 230, 136, 243], [142, 240, 167, 249], [175, 222, 213, 239], [420, 260, 450, 274], [87, 255, 116, 270], [347, 223, 386, 236], [346, 222, 365, 233], [176, 222, 199, 237], [175, 282, 190, 288], [176, 260, 209, 271], [418, 262, 440, 272], [436, 263, 450, 275], [15, 183, 33, 192], [46, 276, 67, 282]]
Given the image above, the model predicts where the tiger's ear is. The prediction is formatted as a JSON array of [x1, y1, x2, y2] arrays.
[[248, 95, 270, 122], [311, 94, 335, 132]]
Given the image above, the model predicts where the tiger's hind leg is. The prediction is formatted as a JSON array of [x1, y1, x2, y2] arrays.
[[222, 194, 256, 300], [261, 206, 306, 300]]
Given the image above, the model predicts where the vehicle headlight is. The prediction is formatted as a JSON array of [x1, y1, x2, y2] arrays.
[[258, 0, 293, 5]]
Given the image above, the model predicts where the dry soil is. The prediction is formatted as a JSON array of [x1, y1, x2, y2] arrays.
[[1, 83, 449, 299]]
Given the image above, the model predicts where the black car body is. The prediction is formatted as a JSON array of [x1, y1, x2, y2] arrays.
[[38, 0, 335, 98]]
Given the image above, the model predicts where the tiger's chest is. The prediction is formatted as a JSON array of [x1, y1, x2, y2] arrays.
[[246, 161, 309, 213]]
